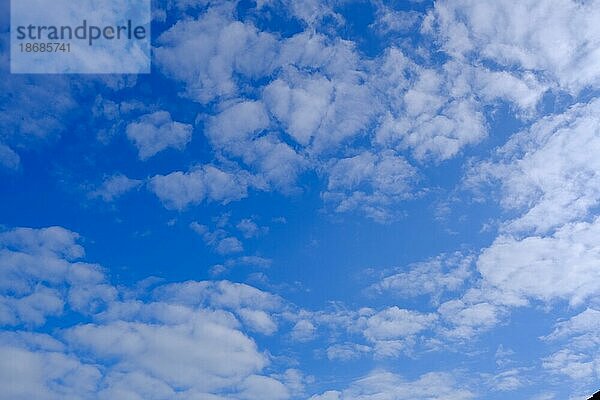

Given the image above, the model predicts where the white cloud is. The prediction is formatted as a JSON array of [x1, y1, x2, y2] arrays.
[[190, 222, 244, 255], [216, 237, 244, 255], [0, 343, 101, 400], [237, 308, 278, 335], [425, 0, 600, 92], [264, 68, 376, 153], [149, 4, 555, 222], [0, 227, 114, 326], [437, 297, 505, 340], [155, 5, 278, 103], [447, 98, 600, 345], [370, 253, 473, 302], [474, 69, 547, 114], [374, 53, 488, 161], [361, 307, 437, 357], [0, 226, 296, 399], [95, 371, 180, 400], [263, 75, 334, 147], [150, 165, 255, 209], [151, 280, 282, 312], [478, 217, 600, 306], [90, 174, 142, 202], [260, 0, 337, 27], [542, 309, 600, 384], [0, 226, 83, 259], [291, 319, 316, 342], [468, 99, 600, 235], [126, 111, 193, 160], [237, 375, 290, 400], [206, 100, 307, 190], [66, 311, 267, 393], [206, 101, 270, 148], [241, 134, 308, 190], [236, 219, 268, 238], [212, 256, 273, 275], [310, 391, 341, 400], [371, 7, 421, 35], [485, 368, 526, 392], [292, 305, 438, 359], [277, 31, 359, 77], [322, 150, 417, 222], [0, 58, 77, 150], [364, 307, 437, 342], [310, 371, 474, 400], [544, 309, 600, 342], [149, 169, 206, 209], [542, 349, 597, 381], [147, 3, 560, 224], [326, 343, 371, 361]]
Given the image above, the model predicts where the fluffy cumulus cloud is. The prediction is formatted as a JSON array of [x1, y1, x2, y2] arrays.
[[149, 165, 256, 209], [146, 0, 562, 221], [264, 67, 376, 153], [478, 217, 600, 306], [0, 226, 296, 399], [7, 1, 600, 398], [206, 101, 271, 148], [65, 311, 269, 396], [0, 227, 115, 326], [0, 225, 581, 398], [154, 4, 278, 104], [425, 0, 600, 92], [126, 111, 193, 160], [0, 333, 102, 400], [373, 52, 488, 161], [205, 100, 307, 190]]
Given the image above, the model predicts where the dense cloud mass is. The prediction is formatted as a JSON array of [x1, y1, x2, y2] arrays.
[[2, 0, 600, 399]]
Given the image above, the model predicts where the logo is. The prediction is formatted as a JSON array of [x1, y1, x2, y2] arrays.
[[11, 0, 151, 74]]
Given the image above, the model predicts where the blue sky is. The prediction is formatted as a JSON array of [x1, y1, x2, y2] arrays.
[[1, 0, 600, 399]]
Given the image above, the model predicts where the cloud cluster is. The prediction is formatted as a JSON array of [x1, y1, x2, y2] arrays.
[[149, 3, 551, 221], [0, 226, 297, 399], [542, 308, 600, 383], [469, 99, 600, 234], [425, 0, 600, 92]]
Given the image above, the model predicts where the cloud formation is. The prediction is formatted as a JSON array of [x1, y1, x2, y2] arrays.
[[0, 226, 296, 399]]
